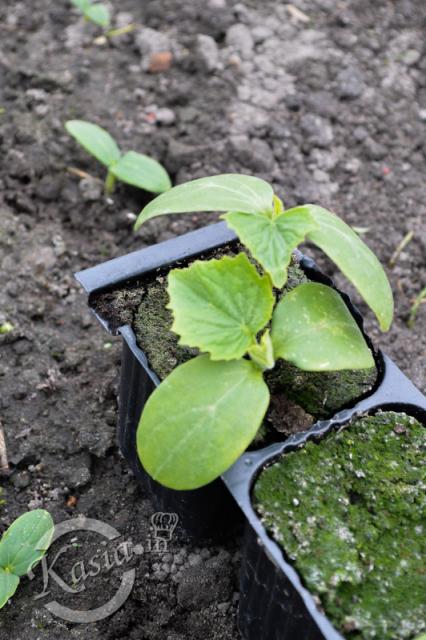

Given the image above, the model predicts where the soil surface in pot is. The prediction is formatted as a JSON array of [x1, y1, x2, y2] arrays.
[[93, 250, 377, 440], [1, 0, 425, 638], [254, 411, 426, 640]]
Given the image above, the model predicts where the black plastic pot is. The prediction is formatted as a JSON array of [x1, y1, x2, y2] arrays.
[[223, 357, 426, 640], [75, 222, 377, 540]]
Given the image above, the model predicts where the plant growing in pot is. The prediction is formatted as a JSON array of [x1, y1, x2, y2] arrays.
[[132, 174, 393, 490]]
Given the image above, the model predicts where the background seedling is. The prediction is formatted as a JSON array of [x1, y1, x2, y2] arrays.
[[70, 0, 110, 29], [0, 510, 54, 609], [408, 286, 426, 328], [134, 174, 394, 489], [65, 120, 172, 196]]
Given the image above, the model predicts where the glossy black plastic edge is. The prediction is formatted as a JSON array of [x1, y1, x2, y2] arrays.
[[75, 221, 237, 299], [222, 356, 426, 640]]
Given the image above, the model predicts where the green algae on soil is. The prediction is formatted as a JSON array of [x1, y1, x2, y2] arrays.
[[254, 411, 426, 640]]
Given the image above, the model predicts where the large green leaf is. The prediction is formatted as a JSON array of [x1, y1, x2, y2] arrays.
[[0, 510, 54, 577], [85, 3, 110, 27], [223, 207, 319, 287], [0, 569, 19, 609], [305, 206, 393, 331], [65, 120, 121, 168], [111, 151, 171, 194], [271, 283, 374, 370], [137, 355, 270, 489], [135, 174, 274, 229], [167, 254, 274, 360]]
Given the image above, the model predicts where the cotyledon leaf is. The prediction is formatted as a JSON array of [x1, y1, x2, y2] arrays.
[[0, 569, 19, 609], [111, 151, 171, 194], [65, 120, 121, 168], [305, 205, 393, 331], [0, 510, 54, 576], [137, 355, 270, 489], [167, 253, 275, 360], [271, 283, 375, 371], [84, 3, 110, 27], [135, 174, 274, 229], [223, 207, 319, 288]]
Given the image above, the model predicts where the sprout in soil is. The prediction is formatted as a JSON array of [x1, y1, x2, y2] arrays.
[[65, 120, 172, 196], [70, 0, 110, 29], [133, 174, 394, 491], [0, 510, 54, 609]]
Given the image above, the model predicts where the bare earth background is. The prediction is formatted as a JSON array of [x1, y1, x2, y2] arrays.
[[0, 0, 425, 638]]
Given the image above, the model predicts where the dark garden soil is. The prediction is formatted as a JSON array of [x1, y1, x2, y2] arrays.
[[0, 1, 425, 639]]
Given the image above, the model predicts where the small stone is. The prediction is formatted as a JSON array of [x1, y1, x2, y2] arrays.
[[393, 424, 407, 434], [35, 104, 49, 117], [251, 25, 272, 44], [136, 27, 172, 70], [155, 107, 176, 125], [226, 23, 254, 59], [217, 602, 230, 613], [300, 114, 334, 148], [364, 137, 387, 161], [336, 68, 364, 99], [11, 471, 31, 489], [78, 177, 102, 202], [401, 49, 421, 66], [148, 52, 173, 73], [195, 34, 220, 72]]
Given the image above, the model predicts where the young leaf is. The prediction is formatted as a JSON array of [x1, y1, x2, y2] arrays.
[[167, 254, 274, 360], [135, 174, 274, 229], [137, 355, 270, 489], [0, 569, 19, 609], [65, 120, 121, 168], [304, 205, 393, 331], [223, 207, 319, 287], [71, 0, 90, 10], [85, 3, 110, 28], [111, 151, 171, 194], [0, 510, 54, 577], [271, 283, 375, 371]]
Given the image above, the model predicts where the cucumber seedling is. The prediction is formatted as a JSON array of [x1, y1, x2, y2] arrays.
[[65, 120, 172, 196], [134, 174, 394, 490], [0, 510, 54, 609], [70, 0, 110, 29]]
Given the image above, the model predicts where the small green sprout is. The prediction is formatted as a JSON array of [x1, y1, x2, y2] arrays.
[[65, 120, 172, 196], [134, 174, 394, 490], [408, 286, 426, 329], [70, 0, 110, 29], [0, 510, 54, 609], [0, 322, 14, 335]]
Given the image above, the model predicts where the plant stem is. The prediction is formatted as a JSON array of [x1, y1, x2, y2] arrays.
[[104, 170, 116, 195]]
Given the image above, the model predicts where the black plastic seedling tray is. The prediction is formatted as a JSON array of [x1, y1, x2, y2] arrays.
[[75, 221, 378, 540], [223, 356, 426, 640]]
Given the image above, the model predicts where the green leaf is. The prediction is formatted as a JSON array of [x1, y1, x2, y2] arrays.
[[305, 205, 393, 331], [223, 207, 319, 288], [247, 329, 275, 370], [167, 254, 274, 360], [0, 569, 19, 609], [84, 3, 110, 27], [271, 283, 375, 371], [70, 0, 90, 10], [111, 151, 171, 194], [135, 174, 274, 230], [137, 355, 270, 489], [0, 510, 54, 577], [65, 120, 121, 168]]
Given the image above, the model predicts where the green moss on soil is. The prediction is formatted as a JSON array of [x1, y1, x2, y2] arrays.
[[254, 411, 426, 640]]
